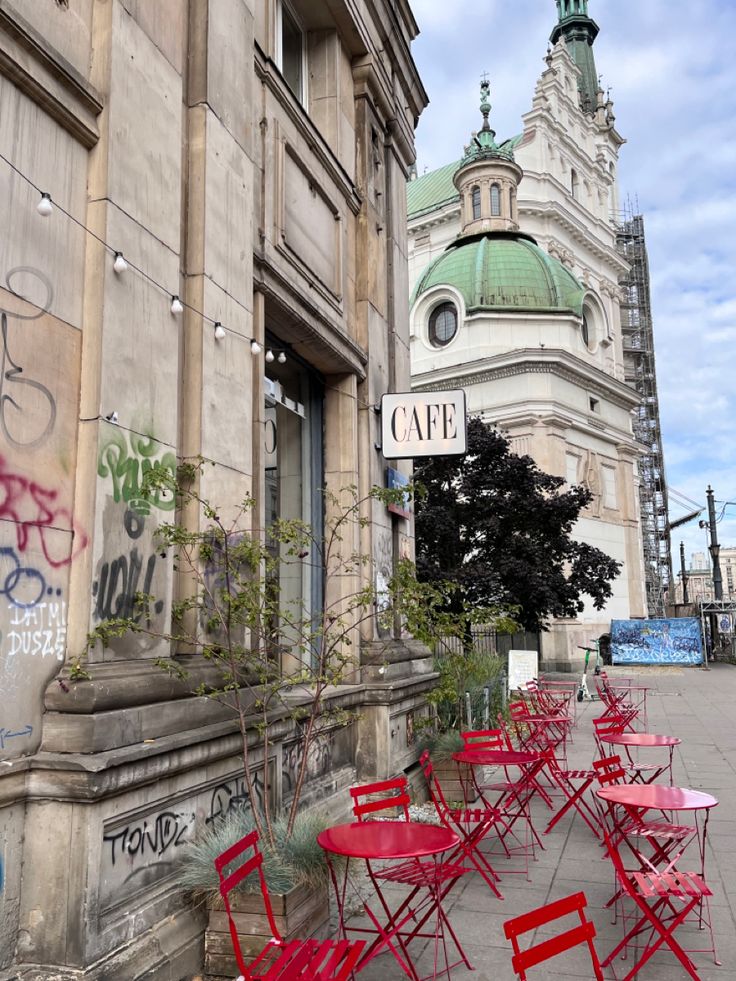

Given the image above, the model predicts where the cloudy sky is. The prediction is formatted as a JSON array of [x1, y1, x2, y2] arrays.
[[409, 0, 736, 573]]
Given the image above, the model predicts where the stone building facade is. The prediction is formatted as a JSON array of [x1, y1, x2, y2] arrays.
[[0, 0, 428, 977], [407, 1, 648, 667]]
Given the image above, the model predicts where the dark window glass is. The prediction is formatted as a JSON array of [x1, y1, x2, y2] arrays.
[[428, 302, 458, 347], [472, 186, 481, 220], [281, 4, 303, 100], [582, 314, 590, 346], [490, 184, 501, 216]]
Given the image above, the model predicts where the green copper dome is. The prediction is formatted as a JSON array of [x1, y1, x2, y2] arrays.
[[412, 233, 585, 316]]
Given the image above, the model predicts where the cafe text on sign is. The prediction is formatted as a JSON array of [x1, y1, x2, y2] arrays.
[[381, 391, 467, 460]]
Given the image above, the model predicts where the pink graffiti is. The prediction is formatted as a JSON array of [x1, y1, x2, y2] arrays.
[[0, 456, 88, 568]]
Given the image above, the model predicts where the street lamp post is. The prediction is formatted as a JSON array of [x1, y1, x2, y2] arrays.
[[706, 486, 723, 602], [680, 541, 689, 604]]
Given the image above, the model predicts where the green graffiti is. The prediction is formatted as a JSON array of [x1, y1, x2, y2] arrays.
[[98, 430, 176, 513]]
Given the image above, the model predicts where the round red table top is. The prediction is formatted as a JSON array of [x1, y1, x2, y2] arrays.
[[600, 732, 680, 748], [596, 785, 718, 810], [453, 749, 540, 766], [317, 821, 459, 860]]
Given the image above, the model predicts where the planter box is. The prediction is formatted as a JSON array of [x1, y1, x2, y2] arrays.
[[434, 758, 478, 805], [204, 882, 329, 980]]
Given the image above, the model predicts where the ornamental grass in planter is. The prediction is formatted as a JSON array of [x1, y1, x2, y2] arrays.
[[177, 810, 337, 981]]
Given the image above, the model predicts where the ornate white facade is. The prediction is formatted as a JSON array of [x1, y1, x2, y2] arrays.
[[407, 10, 647, 667]]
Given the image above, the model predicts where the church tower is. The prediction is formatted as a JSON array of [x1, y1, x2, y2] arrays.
[[551, 0, 600, 113]]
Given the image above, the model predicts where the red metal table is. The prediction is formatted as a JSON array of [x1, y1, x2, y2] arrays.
[[600, 732, 681, 785], [318, 821, 469, 980], [596, 786, 719, 979], [453, 748, 545, 875], [596, 784, 718, 876]]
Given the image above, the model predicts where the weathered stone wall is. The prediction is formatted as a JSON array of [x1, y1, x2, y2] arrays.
[[0, 0, 430, 976]]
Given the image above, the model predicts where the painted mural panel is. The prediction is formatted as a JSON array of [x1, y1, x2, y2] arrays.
[[611, 618, 703, 665], [0, 277, 83, 758]]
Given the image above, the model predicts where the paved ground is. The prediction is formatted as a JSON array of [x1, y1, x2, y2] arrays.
[[345, 663, 736, 980]]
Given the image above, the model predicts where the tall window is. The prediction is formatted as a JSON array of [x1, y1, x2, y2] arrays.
[[264, 348, 324, 666], [571, 168, 579, 199], [278, 1, 306, 103], [490, 183, 501, 216], [471, 186, 481, 220]]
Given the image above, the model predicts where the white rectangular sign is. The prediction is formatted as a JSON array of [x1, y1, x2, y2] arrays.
[[508, 649, 538, 695], [381, 390, 467, 459]]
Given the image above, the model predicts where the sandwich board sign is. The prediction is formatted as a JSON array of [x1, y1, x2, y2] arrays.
[[508, 649, 538, 695]]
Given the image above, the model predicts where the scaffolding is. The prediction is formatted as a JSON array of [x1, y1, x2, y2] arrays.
[[615, 209, 672, 618]]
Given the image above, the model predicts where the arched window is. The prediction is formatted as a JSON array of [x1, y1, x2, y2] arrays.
[[471, 186, 481, 220], [428, 302, 458, 347], [581, 314, 590, 347], [509, 187, 516, 220], [570, 168, 579, 199], [490, 183, 501, 216]]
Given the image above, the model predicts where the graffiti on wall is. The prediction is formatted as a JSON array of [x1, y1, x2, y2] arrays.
[[0, 268, 57, 448], [0, 269, 83, 759], [97, 430, 176, 514]]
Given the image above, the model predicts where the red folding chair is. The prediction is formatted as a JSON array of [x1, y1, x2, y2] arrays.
[[348, 776, 472, 972], [599, 671, 649, 730], [540, 748, 600, 838], [503, 891, 605, 980], [593, 717, 663, 781], [592, 755, 697, 918], [595, 681, 643, 732], [420, 749, 505, 897], [214, 829, 365, 980], [602, 832, 719, 981]]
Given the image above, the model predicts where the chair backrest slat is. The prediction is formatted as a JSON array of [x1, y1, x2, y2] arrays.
[[350, 776, 411, 821], [503, 891, 604, 980]]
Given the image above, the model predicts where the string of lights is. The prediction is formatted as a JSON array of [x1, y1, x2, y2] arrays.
[[0, 149, 389, 412], [0, 149, 281, 358]]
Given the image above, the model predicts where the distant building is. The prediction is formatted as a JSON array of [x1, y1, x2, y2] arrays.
[[407, 0, 651, 667], [675, 549, 736, 604]]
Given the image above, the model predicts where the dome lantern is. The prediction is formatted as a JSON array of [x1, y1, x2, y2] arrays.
[[453, 79, 524, 237]]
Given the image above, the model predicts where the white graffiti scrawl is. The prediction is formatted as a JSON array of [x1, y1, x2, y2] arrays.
[[6, 600, 67, 660]]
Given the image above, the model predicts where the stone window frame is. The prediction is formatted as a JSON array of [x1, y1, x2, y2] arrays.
[[490, 183, 501, 216], [428, 301, 459, 348], [471, 185, 481, 220]]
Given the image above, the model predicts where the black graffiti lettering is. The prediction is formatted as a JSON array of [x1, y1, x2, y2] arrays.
[[93, 548, 164, 624], [103, 810, 194, 867]]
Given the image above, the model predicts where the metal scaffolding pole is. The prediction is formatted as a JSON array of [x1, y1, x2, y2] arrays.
[[614, 208, 672, 618]]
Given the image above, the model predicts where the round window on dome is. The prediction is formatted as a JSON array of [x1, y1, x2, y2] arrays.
[[428, 302, 458, 347]]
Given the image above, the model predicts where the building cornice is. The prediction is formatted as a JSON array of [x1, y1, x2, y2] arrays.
[[0, 0, 102, 148], [413, 347, 641, 411]]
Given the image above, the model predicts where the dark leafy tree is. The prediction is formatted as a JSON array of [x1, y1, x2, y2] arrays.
[[414, 417, 621, 632]]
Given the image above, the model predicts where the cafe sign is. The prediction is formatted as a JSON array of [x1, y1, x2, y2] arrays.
[[381, 390, 467, 460]]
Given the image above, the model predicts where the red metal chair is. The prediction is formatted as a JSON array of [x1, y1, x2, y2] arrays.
[[348, 776, 472, 975], [214, 829, 365, 981], [420, 749, 505, 897], [503, 891, 605, 979], [601, 831, 719, 981], [539, 748, 600, 838]]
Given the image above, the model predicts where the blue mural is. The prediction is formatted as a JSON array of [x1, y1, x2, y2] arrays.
[[611, 618, 703, 665]]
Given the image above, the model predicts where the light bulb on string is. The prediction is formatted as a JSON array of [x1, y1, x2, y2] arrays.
[[37, 193, 53, 217], [265, 349, 275, 363], [250, 339, 262, 355], [277, 351, 287, 364], [170, 295, 184, 315], [214, 321, 226, 341], [113, 252, 128, 274]]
